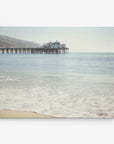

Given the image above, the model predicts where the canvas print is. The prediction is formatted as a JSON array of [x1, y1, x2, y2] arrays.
[[0, 27, 114, 118]]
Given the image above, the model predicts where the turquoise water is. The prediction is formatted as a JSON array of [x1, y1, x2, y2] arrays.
[[0, 53, 114, 118]]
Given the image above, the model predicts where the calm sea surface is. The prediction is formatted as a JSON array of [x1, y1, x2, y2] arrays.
[[0, 53, 114, 118]]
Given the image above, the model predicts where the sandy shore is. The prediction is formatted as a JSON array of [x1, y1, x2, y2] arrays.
[[0, 109, 54, 118]]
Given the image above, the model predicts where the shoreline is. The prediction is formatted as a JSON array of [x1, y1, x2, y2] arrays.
[[0, 109, 54, 118]]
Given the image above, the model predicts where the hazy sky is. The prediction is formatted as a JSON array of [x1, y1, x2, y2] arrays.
[[0, 27, 114, 52]]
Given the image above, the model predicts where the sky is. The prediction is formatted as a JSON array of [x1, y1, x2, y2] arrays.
[[0, 27, 114, 52]]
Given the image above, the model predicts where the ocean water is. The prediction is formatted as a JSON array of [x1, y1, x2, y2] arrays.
[[0, 53, 114, 118]]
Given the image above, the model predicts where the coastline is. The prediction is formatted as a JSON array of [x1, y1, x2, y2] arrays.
[[0, 109, 54, 118]]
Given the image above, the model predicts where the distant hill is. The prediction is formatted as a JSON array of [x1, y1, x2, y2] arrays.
[[0, 35, 40, 48]]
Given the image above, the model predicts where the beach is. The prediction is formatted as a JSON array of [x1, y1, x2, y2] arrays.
[[0, 109, 53, 118]]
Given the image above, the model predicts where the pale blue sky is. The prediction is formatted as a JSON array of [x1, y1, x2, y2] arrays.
[[0, 27, 114, 52]]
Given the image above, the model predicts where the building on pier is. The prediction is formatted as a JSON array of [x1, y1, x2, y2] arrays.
[[0, 41, 69, 54], [43, 41, 66, 49]]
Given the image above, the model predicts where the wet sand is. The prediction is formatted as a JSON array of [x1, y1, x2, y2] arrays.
[[0, 109, 54, 118]]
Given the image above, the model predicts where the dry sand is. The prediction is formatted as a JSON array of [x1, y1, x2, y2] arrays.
[[0, 109, 54, 118]]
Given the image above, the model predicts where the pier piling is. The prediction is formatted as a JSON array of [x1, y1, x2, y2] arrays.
[[0, 48, 69, 54]]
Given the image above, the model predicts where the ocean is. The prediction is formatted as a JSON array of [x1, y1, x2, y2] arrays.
[[0, 53, 114, 118]]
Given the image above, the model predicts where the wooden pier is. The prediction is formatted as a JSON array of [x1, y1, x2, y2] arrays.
[[0, 48, 69, 54]]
